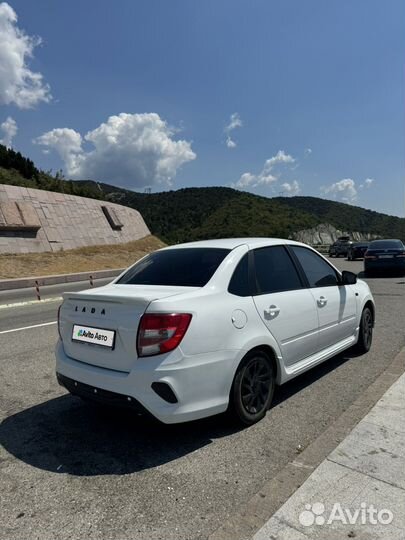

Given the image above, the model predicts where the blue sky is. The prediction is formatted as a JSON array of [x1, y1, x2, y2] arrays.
[[0, 0, 404, 216]]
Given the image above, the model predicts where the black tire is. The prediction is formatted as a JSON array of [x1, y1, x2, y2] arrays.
[[355, 306, 373, 353], [229, 350, 275, 425]]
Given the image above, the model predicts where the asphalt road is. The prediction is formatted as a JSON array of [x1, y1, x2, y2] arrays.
[[0, 259, 404, 540]]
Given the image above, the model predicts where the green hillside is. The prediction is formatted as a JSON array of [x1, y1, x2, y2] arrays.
[[74, 182, 405, 244], [274, 196, 405, 240], [85, 184, 319, 243], [1, 142, 404, 244]]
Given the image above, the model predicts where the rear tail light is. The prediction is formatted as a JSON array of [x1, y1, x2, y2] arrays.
[[137, 313, 192, 357]]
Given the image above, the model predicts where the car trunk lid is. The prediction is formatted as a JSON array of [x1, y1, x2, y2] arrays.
[[59, 284, 197, 372]]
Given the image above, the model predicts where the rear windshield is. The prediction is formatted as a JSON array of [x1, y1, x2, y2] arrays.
[[117, 248, 230, 287], [368, 240, 403, 249]]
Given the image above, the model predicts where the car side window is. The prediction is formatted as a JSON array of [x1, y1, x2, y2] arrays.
[[228, 253, 250, 296], [253, 246, 303, 295], [291, 246, 339, 287]]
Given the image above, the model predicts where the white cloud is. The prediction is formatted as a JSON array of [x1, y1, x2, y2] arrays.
[[35, 112, 196, 188], [233, 150, 295, 189], [36, 127, 83, 173], [281, 180, 300, 196], [321, 178, 357, 203], [0, 116, 17, 147], [224, 112, 242, 149], [265, 150, 295, 169], [359, 177, 375, 189], [226, 137, 237, 149], [0, 2, 51, 108]]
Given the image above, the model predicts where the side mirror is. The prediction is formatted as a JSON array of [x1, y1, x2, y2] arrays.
[[341, 270, 357, 285]]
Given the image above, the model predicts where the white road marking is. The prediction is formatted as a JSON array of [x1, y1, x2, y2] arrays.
[[0, 296, 62, 310], [0, 321, 57, 335]]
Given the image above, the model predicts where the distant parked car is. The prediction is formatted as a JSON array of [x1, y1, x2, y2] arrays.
[[347, 242, 369, 261], [364, 239, 405, 275], [329, 236, 351, 258], [56, 238, 375, 426]]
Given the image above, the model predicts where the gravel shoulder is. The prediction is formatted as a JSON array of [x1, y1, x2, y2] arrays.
[[0, 235, 164, 279]]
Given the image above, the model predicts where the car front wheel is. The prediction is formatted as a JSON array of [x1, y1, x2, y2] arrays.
[[229, 350, 275, 425], [355, 306, 373, 353]]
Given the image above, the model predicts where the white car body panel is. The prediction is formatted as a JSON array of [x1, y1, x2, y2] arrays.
[[55, 238, 375, 423], [309, 284, 358, 350], [253, 289, 319, 366]]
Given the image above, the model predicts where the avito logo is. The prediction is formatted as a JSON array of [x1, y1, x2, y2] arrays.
[[77, 329, 95, 338]]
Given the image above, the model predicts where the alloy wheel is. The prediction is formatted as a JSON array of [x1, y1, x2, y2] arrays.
[[240, 357, 272, 414]]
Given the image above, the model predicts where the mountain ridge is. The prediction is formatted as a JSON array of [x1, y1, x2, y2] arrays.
[[77, 182, 405, 244]]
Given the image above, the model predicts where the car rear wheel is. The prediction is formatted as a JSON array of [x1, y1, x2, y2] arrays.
[[229, 350, 275, 425], [355, 306, 373, 353]]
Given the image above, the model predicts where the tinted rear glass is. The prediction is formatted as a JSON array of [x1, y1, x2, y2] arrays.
[[117, 248, 230, 287], [368, 240, 403, 249]]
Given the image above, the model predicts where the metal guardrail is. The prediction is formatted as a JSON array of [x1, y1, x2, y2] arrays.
[[0, 268, 125, 292]]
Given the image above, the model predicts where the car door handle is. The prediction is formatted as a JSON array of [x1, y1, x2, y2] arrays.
[[264, 305, 280, 319], [317, 296, 327, 307]]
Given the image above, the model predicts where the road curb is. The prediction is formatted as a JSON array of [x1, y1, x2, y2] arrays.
[[209, 346, 405, 540], [0, 268, 124, 291]]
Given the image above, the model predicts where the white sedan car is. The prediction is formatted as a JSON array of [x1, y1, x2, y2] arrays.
[[56, 238, 375, 425]]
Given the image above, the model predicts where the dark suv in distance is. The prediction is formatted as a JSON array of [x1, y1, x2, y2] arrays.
[[329, 236, 351, 258], [347, 242, 369, 261], [364, 239, 405, 275]]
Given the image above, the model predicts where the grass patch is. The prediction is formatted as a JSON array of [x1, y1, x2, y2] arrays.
[[0, 235, 166, 279]]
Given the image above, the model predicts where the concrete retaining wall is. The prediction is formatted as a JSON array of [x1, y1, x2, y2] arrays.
[[0, 184, 150, 254]]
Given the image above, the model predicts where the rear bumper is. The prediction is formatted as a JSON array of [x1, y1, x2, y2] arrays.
[[55, 340, 240, 424], [56, 373, 150, 414], [365, 259, 405, 272]]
